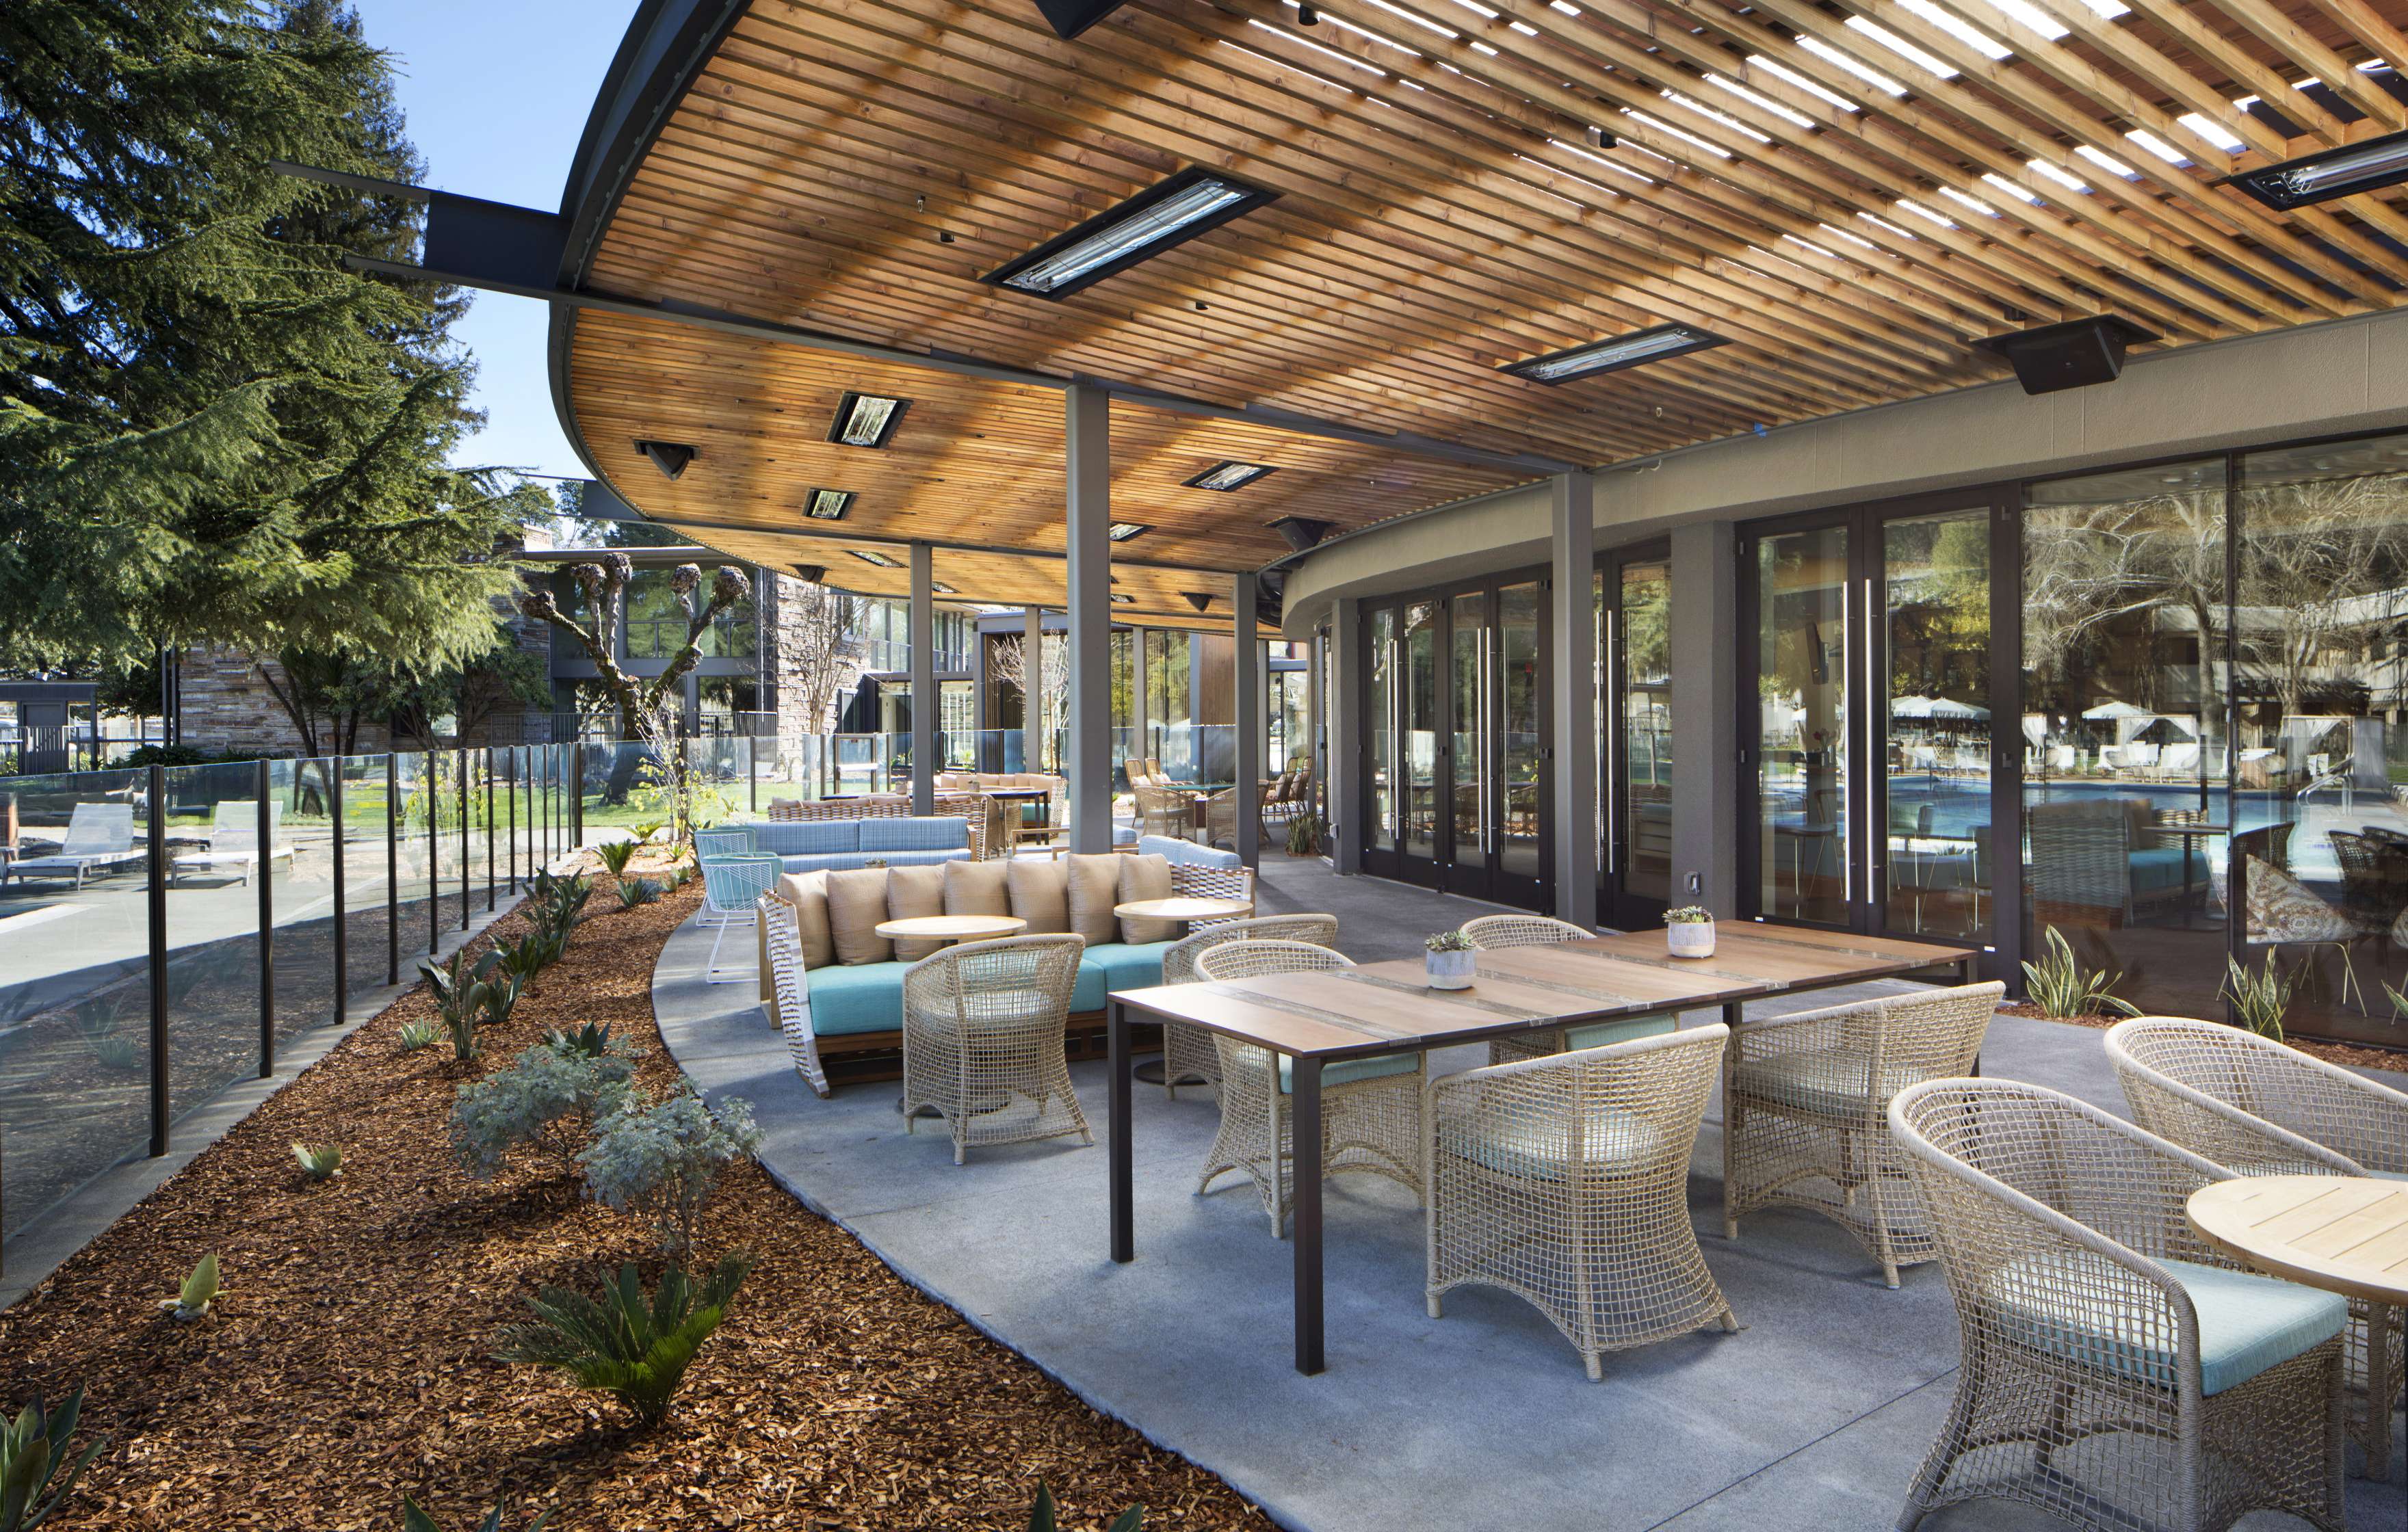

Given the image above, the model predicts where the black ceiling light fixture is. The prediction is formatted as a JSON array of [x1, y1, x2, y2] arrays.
[[1181, 592, 1215, 613], [2231, 128, 2408, 210], [849, 549, 902, 568], [633, 439, 696, 479], [1185, 460, 1277, 492], [1269, 515, 1334, 553], [1107, 522, 1151, 542], [1972, 315, 2159, 396], [828, 392, 911, 449], [794, 564, 827, 584], [984, 166, 1279, 300], [803, 488, 854, 521], [1503, 323, 1729, 384]]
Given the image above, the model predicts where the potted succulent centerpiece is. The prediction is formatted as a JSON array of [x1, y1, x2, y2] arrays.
[[1424, 929, 1477, 990], [1663, 906, 1716, 959]]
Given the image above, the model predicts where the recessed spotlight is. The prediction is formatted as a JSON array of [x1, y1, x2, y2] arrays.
[[804, 488, 854, 520], [2232, 129, 2408, 209], [1107, 522, 1151, 542], [1186, 460, 1277, 492], [849, 549, 902, 568], [984, 167, 1279, 300], [1504, 323, 1730, 383], [828, 393, 909, 449], [633, 440, 696, 479]]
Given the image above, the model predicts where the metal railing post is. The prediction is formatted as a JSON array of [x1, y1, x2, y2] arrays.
[[458, 745, 470, 932], [506, 746, 519, 893], [256, 757, 275, 1078], [330, 763, 347, 1025], [147, 763, 169, 1157], [426, 752, 438, 956], [484, 746, 495, 911], [385, 762, 399, 986], [571, 741, 585, 849]]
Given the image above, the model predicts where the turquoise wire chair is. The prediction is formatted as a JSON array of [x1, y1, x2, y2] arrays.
[[693, 828, 754, 862], [698, 852, 782, 983]]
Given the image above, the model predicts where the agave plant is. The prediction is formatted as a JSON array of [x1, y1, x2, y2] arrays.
[[614, 877, 661, 910], [2019, 927, 2141, 1021], [542, 1021, 620, 1060], [292, 1143, 343, 1183], [1028, 1483, 1141, 1532], [497, 1254, 753, 1426], [0, 1384, 108, 1531], [594, 839, 639, 878], [161, 1254, 219, 1322], [400, 1497, 552, 1532], [396, 1020, 442, 1054]]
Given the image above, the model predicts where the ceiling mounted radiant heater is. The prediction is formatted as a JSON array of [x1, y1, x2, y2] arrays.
[[1972, 315, 2158, 396], [803, 488, 854, 521], [2231, 129, 2408, 210], [1503, 323, 1729, 383], [850, 549, 902, 568], [1107, 522, 1151, 542], [1269, 516, 1333, 553], [828, 392, 910, 449], [633, 440, 696, 479], [984, 166, 1279, 300], [1186, 460, 1277, 492]]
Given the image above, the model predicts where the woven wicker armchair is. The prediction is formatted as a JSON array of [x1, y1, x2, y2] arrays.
[[900, 934, 1090, 1165], [1426, 1022, 1738, 1380], [2106, 1015, 2407, 1479], [1157, 914, 1341, 1098], [1193, 940, 1424, 1235], [1724, 981, 2003, 1287], [757, 894, 829, 1098], [1458, 914, 1634, 1066], [1889, 1078, 2347, 1532]]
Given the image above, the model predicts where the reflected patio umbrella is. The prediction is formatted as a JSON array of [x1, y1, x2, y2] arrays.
[[2080, 700, 2154, 722]]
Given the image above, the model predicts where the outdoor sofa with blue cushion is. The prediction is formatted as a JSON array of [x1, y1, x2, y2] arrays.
[[745, 815, 973, 873]]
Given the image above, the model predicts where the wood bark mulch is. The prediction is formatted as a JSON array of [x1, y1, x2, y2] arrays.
[[1998, 1000, 2407, 1072], [0, 861, 1272, 1531]]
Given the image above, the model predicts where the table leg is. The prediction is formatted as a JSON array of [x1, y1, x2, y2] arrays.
[[1292, 1055, 1325, 1375], [1109, 1002, 1134, 1265], [1721, 1001, 1743, 1241]]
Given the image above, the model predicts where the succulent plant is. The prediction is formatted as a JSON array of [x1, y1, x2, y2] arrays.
[[161, 1254, 219, 1322], [497, 1255, 753, 1427], [292, 1143, 343, 1182], [594, 839, 639, 877], [1028, 1484, 1141, 1532], [1423, 929, 1474, 953], [0, 1382, 108, 1531], [400, 1497, 553, 1532], [613, 876, 661, 910], [397, 1020, 442, 1054], [1662, 906, 1715, 925]]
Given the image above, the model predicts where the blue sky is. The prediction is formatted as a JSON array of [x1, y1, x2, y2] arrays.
[[352, 0, 642, 480]]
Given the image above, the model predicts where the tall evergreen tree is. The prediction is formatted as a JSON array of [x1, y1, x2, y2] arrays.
[[0, 0, 544, 679]]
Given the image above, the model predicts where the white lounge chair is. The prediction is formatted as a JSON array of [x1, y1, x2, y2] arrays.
[[3, 803, 145, 890], [171, 800, 296, 886]]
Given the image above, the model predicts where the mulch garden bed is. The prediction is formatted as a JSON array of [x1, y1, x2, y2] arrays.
[[0, 859, 1272, 1531], [1998, 1000, 2408, 1073]]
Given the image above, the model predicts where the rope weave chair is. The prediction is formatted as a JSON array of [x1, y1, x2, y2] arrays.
[[1157, 914, 1340, 1098], [757, 894, 828, 1097], [697, 853, 783, 984], [2106, 1016, 2407, 1479], [1724, 981, 2004, 1287], [1193, 940, 1424, 1235], [900, 934, 1089, 1165], [1426, 1022, 1738, 1381], [1461, 914, 1606, 1065], [1889, 1078, 2346, 1532]]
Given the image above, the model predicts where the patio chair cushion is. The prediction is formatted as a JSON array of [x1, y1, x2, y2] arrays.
[[1116, 854, 1177, 942], [861, 817, 969, 854], [885, 865, 947, 960], [1276, 1052, 1420, 1094], [824, 868, 894, 965], [943, 858, 1010, 919], [2127, 847, 2194, 895], [753, 821, 859, 856], [1069, 940, 1177, 1011], [1561, 1013, 1678, 1051], [1008, 857, 1071, 934], [1444, 1101, 1666, 1181], [1063, 853, 1123, 947], [804, 961, 913, 1035], [1732, 1048, 1918, 1120], [1982, 1249, 2346, 1396]]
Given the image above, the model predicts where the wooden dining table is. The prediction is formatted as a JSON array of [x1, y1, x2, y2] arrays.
[[1105, 923, 1978, 1374]]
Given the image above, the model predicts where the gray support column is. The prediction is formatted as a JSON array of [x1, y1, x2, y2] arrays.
[[910, 542, 935, 815], [1233, 574, 1261, 867], [1020, 605, 1045, 774], [1550, 472, 1599, 929], [1065, 385, 1112, 851], [1671, 518, 1740, 916], [1328, 598, 1363, 873], [1129, 625, 1149, 770]]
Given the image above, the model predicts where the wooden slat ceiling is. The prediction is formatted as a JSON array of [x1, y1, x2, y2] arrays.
[[567, 0, 2408, 587]]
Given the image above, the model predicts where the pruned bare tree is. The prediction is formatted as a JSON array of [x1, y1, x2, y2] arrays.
[[986, 629, 1067, 769]]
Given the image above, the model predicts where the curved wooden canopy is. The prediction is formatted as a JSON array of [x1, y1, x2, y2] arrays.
[[554, 0, 2408, 612]]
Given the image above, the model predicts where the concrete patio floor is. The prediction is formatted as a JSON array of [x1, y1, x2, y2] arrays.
[[655, 857, 2407, 1532]]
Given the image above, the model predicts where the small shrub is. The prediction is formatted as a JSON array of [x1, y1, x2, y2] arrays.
[[614, 876, 661, 910], [497, 1255, 752, 1427], [401, 1497, 552, 1532], [451, 1042, 635, 1180], [291, 1143, 343, 1182], [2020, 927, 2141, 1020], [397, 1020, 442, 1054], [1029, 1484, 1142, 1532], [594, 839, 639, 878], [2224, 955, 2290, 1041], [581, 1091, 761, 1258], [542, 1020, 630, 1061], [0, 1382, 109, 1531], [161, 1254, 219, 1322]]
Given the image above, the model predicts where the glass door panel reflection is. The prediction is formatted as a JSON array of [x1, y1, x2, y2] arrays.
[[1756, 527, 1850, 924], [1368, 607, 1397, 858], [1619, 559, 1673, 910], [1498, 582, 1545, 895], [1401, 600, 1441, 877], [1450, 591, 1489, 882], [1881, 511, 1991, 942]]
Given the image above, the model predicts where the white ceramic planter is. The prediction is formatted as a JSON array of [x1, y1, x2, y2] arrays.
[[1426, 948, 1476, 990], [1666, 921, 1717, 960]]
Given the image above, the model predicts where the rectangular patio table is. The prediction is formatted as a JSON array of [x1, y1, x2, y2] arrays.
[[1105, 924, 1977, 1374]]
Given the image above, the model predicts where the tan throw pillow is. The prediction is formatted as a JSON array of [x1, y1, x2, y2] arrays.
[[778, 871, 836, 969], [885, 864, 947, 961], [1116, 854, 1178, 943], [1007, 857, 1070, 934], [944, 858, 1010, 920], [824, 867, 893, 966], [1063, 852, 1123, 947]]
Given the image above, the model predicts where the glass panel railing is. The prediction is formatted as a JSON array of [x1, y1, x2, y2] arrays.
[[269, 757, 339, 1051], [159, 760, 264, 1126], [336, 752, 394, 995]]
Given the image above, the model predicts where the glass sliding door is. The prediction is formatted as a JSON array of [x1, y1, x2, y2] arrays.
[[1400, 599, 1443, 882], [1881, 510, 1993, 942], [1367, 607, 1397, 864], [1449, 591, 1490, 888], [1495, 581, 1547, 907], [1751, 524, 1853, 925], [1599, 547, 1673, 928]]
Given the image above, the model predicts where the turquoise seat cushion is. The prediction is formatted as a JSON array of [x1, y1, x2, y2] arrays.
[[1444, 1102, 1665, 1180], [1983, 1250, 2346, 1396], [860, 817, 969, 853], [2127, 847, 2195, 893], [1733, 1048, 1919, 1119], [802, 961, 909, 1036], [1562, 1013, 1677, 1051], [1071, 940, 1176, 1011], [1277, 1051, 1420, 1094], [754, 821, 859, 856]]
